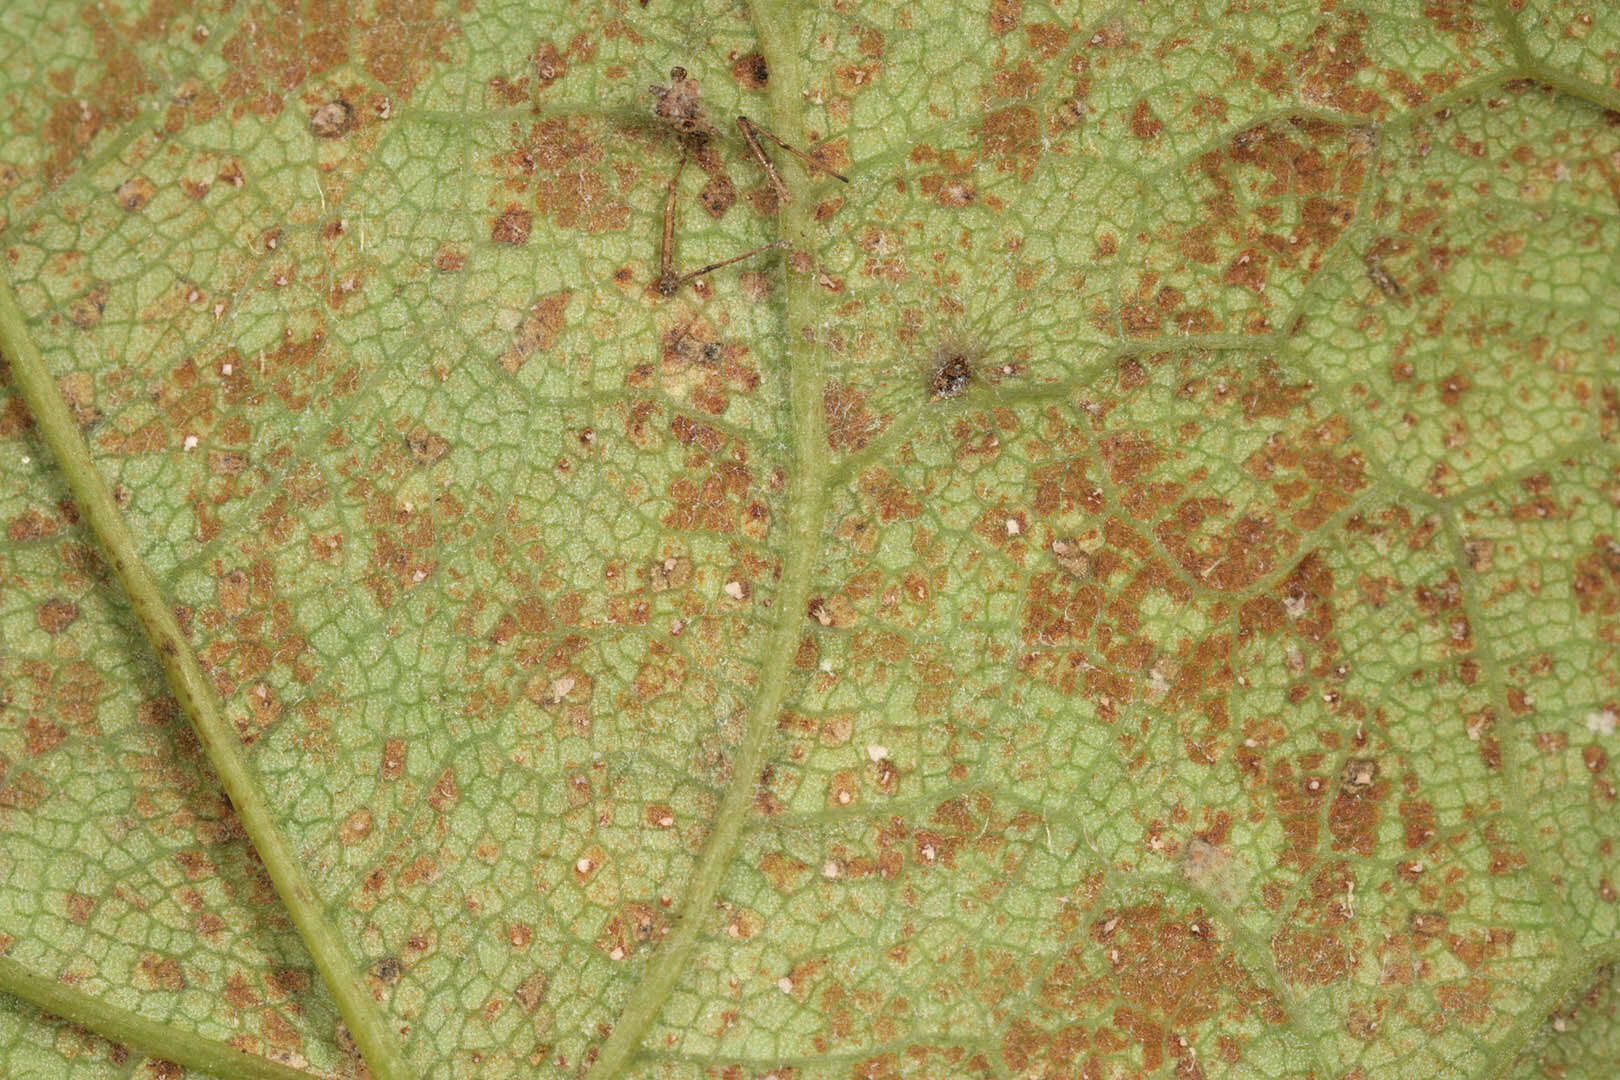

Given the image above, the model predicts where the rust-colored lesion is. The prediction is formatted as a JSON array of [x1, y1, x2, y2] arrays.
[[1003, 899, 1287, 1076]]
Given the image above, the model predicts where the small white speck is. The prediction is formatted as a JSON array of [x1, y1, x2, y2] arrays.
[[411, 568, 427, 583], [724, 580, 746, 600], [822, 860, 841, 879], [575, 856, 594, 874], [1005, 517, 1021, 536], [777, 976, 794, 994], [1587, 709, 1618, 736], [866, 744, 889, 763], [609, 946, 626, 961], [20, 455, 29, 464], [182, 434, 199, 451], [547, 676, 575, 703], [221, 362, 233, 375]]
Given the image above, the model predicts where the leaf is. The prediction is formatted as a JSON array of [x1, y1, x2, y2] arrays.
[[2, 1, 1618, 1079]]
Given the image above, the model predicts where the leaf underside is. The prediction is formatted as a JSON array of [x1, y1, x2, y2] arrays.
[[2, 1, 1619, 1079]]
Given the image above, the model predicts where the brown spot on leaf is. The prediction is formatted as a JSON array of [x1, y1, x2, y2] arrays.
[[499, 290, 571, 373], [514, 971, 549, 1010], [596, 902, 668, 960], [1573, 536, 1620, 617], [132, 954, 185, 991], [381, 738, 406, 781], [309, 100, 353, 138], [534, 41, 566, 88], [731, 53, 768, 90], [491, 206, 533, 245], [115, 177, 154, 211], [67, 283, 109, 329], [433, 245, 466, 272], [988, 0, 1023, 35], [36, 597, 79, 634], [405, 427, 450, 465], [981, 107, 1040, 179], [1130, 100, 1163, 140], [824, 382, 887, 452], [56, 372, 101, 428]]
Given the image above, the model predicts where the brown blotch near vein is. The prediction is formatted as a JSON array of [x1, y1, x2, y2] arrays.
[[498, 290, 571, 373], [824, 381, 888, 452]]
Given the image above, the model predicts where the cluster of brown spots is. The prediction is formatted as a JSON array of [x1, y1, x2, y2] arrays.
[[1004, 900, 1282, 1076], [13, 659, 106, 758], [633, 319, 761, 416], [820, 792, 1033, 885], [759, 851, 809, 892], [1285, 12, 1385, 113], [980, 107, 1040, 178], [855, 468, 925, 524], [1413, 568, 1473, 654], [1121, 120, 1365, 335], [911, 143, 982, 209], [1574, 536, 1620, 618], [192, 554, 315, 710], [824, 381, 888, 452], [1242, 413, 1367, 533], [1272, 919, 1354, 988], [31, 3, 173, 186], [661, 418, 766, 539], [498, 290, 571, 373], [596, 902, 668, 961], [830, 24, 885, 100], [495, 116, 633, 235], [218, 0, 456, 121], [988, 0, 1023, 36]]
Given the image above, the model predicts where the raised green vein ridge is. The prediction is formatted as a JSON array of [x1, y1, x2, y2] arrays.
[[0, 957, 318, 1080], [0, 271, 417, 1080], [581, 2, 831, 1075]]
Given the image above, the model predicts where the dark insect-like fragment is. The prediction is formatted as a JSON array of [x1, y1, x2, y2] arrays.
[[310, 100, 353, 138], [930, 354, 974, 400], [650, 66, 711, 138], [1339, 757, 1379, 795], [1365, 255, 1403, 299]]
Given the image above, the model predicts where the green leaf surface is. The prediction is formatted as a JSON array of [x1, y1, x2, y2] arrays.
[[1, 1, 1618, 1078]]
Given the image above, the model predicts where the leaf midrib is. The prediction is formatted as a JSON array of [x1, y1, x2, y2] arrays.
[[579, 1, 831, 1075]]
